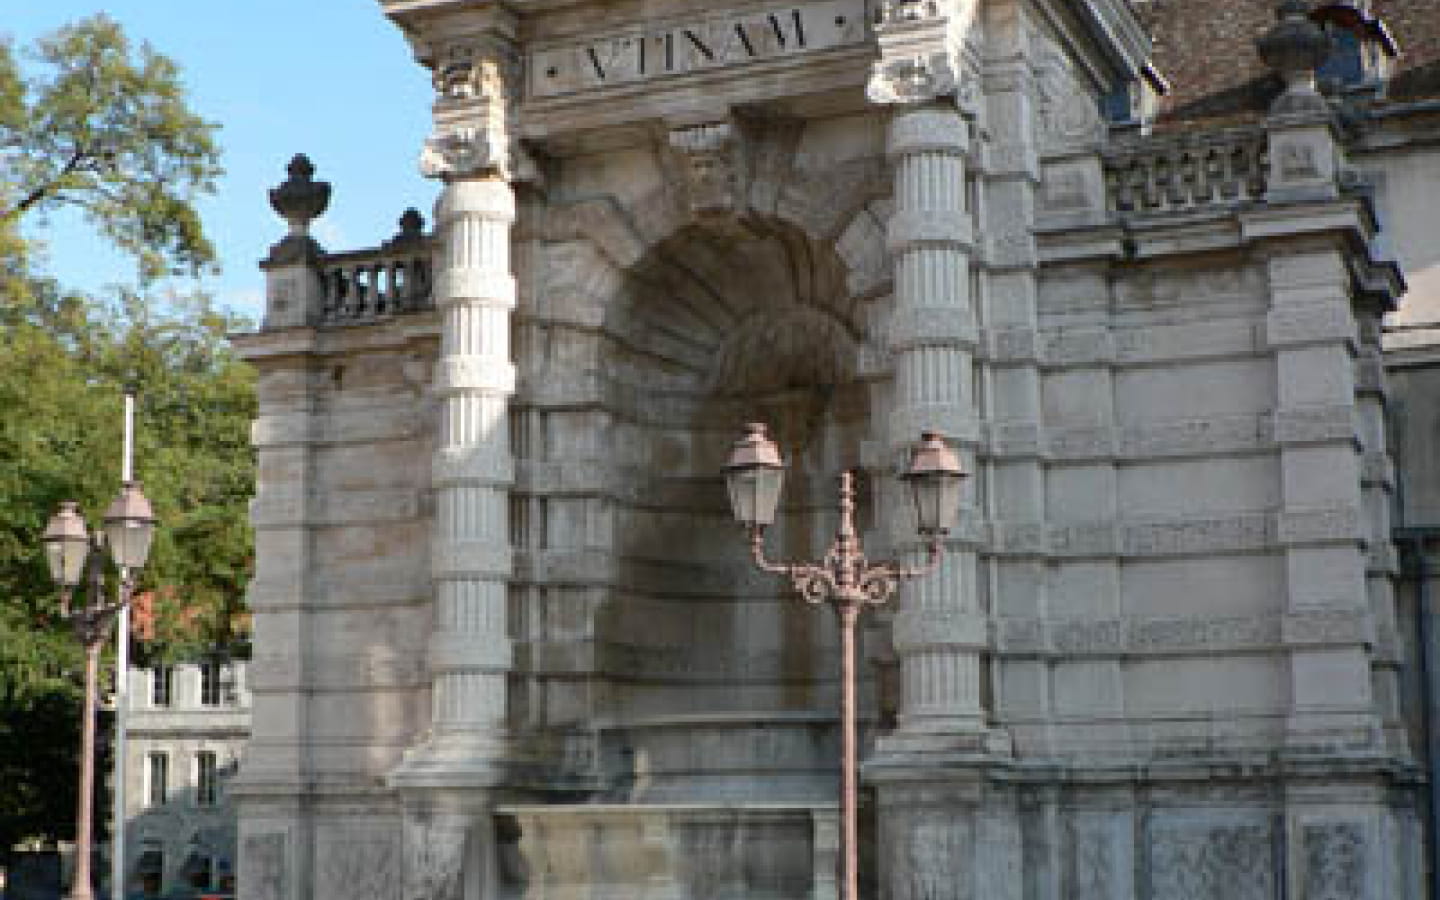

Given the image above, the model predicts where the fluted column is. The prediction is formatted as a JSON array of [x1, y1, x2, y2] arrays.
[[428, 175, 516, 746], [389, 22, 527, 791], [887, 104, 987, 739], [869, 9, 989, 745]]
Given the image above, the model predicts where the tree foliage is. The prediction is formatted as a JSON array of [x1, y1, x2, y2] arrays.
[[0, 16, 248, 858], [0, 14, 221, 282], [0, 289, 256, 857]]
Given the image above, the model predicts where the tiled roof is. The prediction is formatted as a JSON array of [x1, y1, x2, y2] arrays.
[[1136, 0, 1439, 122]]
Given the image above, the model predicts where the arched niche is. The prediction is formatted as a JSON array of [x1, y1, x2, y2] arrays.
[[593, 213, 879, 802]]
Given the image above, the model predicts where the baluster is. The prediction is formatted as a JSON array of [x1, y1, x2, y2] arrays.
[[1248, 142, 1267, 200], [1168, 150, 1188, 208], [1149, 155, 1167, 210], [1202, 145, 1221, 204], [1126, 160, 1145, 212], [321, 268, 335, 320], [1212, 145, 1233, 202], [414, 257, 432, 309], [1179, 150, 1198, 207], [330, 268, 346, 319], [356, 266, 367, 317]]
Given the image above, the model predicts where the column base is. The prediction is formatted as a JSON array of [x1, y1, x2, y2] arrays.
[[868, 725, 1013, 774], [388, 730, 518, 791]]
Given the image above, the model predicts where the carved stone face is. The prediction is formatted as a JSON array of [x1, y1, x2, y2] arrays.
[[668, 122, 739, 214], [433, 49, 506, 102], [686, 150, 735, 212]]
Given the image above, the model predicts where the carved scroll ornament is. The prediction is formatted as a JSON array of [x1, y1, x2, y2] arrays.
[[867, 52, 959, 105]]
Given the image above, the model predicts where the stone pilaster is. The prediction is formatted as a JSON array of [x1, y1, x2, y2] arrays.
[[868, 6, 988, 749], [977, 4, 1055, 758], [1354, 309, 1406, 754], [1266, 244, 1378, 752]]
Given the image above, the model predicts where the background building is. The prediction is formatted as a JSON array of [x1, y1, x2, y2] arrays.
[[120, 661, 249, 897]]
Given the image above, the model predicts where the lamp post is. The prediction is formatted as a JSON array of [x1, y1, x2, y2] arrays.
[[723, 424, 965, 900], [41, 483, 156, 900]]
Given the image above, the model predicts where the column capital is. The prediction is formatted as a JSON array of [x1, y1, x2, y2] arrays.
[[866, 1, 978, 108], [402, 18, 537, 183]]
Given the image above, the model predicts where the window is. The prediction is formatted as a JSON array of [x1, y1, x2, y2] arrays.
[[147, 753, 168, 807], [1311, 4, 1397, 93], [1100, 82, 1134, 123], [196, 751, 218, 806], [137, 842, 164, 895], [151, 666, 172, 707], [200, 662, 222, 707]]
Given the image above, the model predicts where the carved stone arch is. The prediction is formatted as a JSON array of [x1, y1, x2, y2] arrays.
[[563, 196, 888, 802], [775, 155, 891, 245]]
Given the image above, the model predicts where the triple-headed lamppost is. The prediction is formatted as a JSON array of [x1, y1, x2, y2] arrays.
[[41, 484, 156, 900], [723, 424, 965, 900]]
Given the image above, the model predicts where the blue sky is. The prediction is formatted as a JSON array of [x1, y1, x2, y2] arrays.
[[6, 1, 437, 320]]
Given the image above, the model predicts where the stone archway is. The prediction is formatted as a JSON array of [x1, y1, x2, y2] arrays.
[[591, 212, 877, 802]]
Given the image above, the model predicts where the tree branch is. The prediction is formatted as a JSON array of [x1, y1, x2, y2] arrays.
[[0, 148, 90, 222]]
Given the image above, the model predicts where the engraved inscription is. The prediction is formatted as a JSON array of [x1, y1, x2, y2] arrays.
[[530, 0, 867, 98]]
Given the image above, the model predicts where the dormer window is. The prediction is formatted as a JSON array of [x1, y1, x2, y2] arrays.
[[1311, 4, 1398, 93], [1100, 66, 1168, 127]]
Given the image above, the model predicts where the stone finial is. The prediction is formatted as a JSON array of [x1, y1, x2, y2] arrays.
[[397, 208, 425, 240], [268, 154, 332, 239], [383, 208, 428, 251], [1256, 0, 1333, 115]]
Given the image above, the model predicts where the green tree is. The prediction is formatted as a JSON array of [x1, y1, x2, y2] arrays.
[[0, 15, 242, 860], [0, 289, 256, 860], [0, 14, 221, 282]]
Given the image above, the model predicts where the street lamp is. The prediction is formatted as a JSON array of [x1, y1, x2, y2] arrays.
[[723, 424, 965, 900], [41, 483, 156, 900]]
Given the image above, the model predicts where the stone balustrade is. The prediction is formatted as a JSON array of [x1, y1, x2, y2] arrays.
[[319, 239, 436, 324], [1103, 125, 1269, 213]]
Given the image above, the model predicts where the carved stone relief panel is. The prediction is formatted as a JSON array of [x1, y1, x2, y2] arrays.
[[1066, 812, 1133, 900], [1032, 40, 1104, 155], [403, 818, 468, 900], [1303, 822, 1366, 900], [241, 832, 287, 900], [1148, 819, 1274, 900], [317, 829, 399, 900], [887, 807, 972, 900]]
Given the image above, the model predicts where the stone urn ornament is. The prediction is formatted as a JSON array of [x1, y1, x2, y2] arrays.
[[1256, 0, 1334, 114], [266, 154, 331, 263]]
